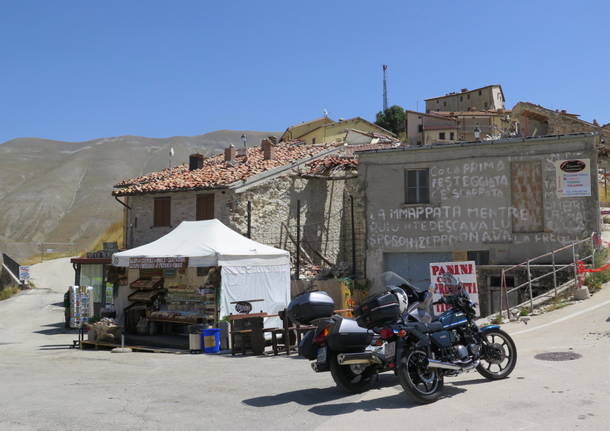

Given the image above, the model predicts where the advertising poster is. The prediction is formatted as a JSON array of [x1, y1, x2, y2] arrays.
[[429, 261, 480, 317], [555, 159, 591, 197]]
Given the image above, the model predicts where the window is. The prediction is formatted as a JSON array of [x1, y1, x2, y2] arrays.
[[312, 137, 316, 145], [196, 194, 215, 220], [439, 132, 446, 140], [468, 250, 490, 265], [460, 96, 463, 101], [478, 90, 482, 96], [154, 197, 171, 227], [404, 169, 429, 204], [450, 132, 455, 140], [467, 94, 470, 100], [418, 124, 423, 132], [443, 101, 447, 107]]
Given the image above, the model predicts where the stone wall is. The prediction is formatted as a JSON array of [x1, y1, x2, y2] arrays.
[[125, 172, 367, 277]]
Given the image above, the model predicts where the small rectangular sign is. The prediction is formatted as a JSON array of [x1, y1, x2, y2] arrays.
[[19, 266, 30, 281], [128, 257, 189, 269], [555, 159, 591, 197]]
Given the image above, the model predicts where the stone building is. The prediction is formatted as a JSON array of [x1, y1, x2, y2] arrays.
[[113, 139, 397, 278], [358, 133, 600, 314], [512, 102, 610, 144], [425, 85, 505, 113], [286, 117, 396, 146], [405, 110, 458, 146]]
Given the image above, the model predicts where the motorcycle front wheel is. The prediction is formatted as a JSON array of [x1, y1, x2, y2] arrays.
[[398, 349, 444, 404], [477, 328, 517, 380], [329, 352, 377, 394]]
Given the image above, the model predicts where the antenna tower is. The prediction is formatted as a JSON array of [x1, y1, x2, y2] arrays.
[[382, 64, 388, 111]]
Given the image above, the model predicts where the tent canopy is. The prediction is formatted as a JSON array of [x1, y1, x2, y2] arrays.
[[112, 219, 289, 267]]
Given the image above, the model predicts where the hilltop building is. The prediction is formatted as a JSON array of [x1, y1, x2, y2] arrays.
[[425, 85, 505, 113]]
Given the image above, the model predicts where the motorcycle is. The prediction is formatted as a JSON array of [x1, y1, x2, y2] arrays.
[[386, 272, 518, 403], [287, 272, 432, 394]]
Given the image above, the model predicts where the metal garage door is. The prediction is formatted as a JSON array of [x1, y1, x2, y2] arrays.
[[383, 252, 453, 290]]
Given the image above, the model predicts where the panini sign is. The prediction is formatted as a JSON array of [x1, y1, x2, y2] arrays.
[[429, 261, 480, 317], [127, 257, 189, 268]]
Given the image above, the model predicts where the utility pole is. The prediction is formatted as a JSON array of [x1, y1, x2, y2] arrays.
[[382, 64, 388, 112]]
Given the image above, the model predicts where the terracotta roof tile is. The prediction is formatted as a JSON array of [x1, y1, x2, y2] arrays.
[[113, 141, 337, 196]]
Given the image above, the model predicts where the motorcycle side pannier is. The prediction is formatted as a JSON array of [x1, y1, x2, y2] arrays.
[[287, 291, 335, 325], [354, 291, 400, 329], [326, 318, 373, 352]]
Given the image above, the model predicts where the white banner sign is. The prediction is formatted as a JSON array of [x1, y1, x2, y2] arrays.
[[555, 159, 591, 197], [429, 261, 480, 317]]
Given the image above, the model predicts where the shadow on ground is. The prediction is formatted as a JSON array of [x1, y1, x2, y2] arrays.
[[39, 344, 76, 350], [33, 322, 76, 336], [243, 375, 467, 416]]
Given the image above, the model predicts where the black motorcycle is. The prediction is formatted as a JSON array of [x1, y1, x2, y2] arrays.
[[287, 272, 517, 401], [387, 273, 517, 403], [287, 272, 433, 394]]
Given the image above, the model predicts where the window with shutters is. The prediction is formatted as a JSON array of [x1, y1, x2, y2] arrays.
[[196, 194, 215, 220], [404, 168, 430, 204], [153, 197, 171, 227]]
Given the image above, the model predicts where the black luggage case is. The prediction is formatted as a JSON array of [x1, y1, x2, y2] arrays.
[[287, 291, 335, 325], [326, 317, 373, 352], [354, 291, 400, 329]]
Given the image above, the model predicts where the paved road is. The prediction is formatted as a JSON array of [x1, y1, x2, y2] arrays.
[[1, 258, 609, 431]]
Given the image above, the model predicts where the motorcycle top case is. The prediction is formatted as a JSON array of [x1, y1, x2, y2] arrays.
[[287, 291, 335, 325], [326, 317, 373, 353], [354, 291, 401, 329]]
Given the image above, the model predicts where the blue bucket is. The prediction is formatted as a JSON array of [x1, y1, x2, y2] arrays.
[[202, 328, 221, 353]]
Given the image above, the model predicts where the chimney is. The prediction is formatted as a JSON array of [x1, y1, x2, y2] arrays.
[[268, 136, 278, 145], [224, 144, 236, 162], [261, 139, 275, 160], [189, 153, 204, 171], [561, 109, 567, 114], [461, 88, 468, 93]]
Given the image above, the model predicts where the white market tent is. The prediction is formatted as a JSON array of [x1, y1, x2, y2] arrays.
[[112, 219, 290, 327]]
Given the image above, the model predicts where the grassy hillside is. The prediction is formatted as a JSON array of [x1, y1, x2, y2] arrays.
[[0, 130, 278, 261]]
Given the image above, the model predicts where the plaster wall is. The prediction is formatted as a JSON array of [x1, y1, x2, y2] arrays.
[[359, 135, 600, 286]]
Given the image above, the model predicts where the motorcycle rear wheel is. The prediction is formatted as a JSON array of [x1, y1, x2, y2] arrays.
[[477, 328, 517, 380], [398, 349, 444, 404], [329, 352, 377, 394]]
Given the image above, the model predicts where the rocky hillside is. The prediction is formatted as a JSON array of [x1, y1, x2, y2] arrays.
[[0, 130, 277, 261]]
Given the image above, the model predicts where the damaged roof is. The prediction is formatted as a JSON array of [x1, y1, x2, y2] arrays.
[[113, 139, 401, 196], [113, 141, 338, 196]]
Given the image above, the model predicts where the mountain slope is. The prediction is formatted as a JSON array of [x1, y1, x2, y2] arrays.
[[0, 130, 277, 260]]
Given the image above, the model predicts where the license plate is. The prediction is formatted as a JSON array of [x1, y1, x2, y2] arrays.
[[385, 341, 396, 358], [317, 347, 327, 363]]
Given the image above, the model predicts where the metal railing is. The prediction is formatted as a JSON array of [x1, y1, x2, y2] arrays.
[[500, 234, 597, 317]]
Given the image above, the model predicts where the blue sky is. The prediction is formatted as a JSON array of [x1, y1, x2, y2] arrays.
[[0, 1, 608, 143]]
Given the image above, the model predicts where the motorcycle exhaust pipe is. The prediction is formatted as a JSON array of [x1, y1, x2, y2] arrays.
[[427, 359, 479, 371], [337, 352, 382, 366]]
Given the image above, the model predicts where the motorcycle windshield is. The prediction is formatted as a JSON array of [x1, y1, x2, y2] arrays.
[[382, 271, 428, 293]]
